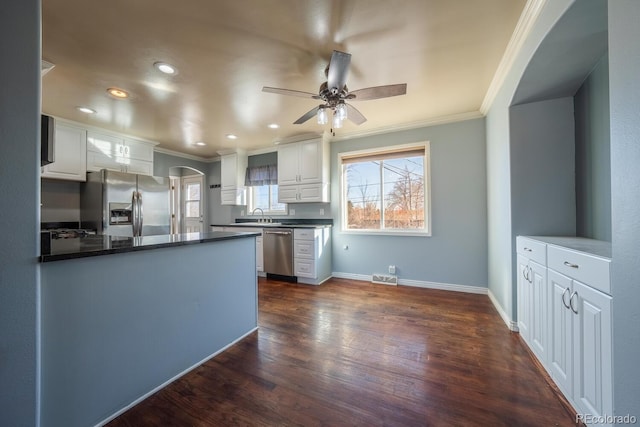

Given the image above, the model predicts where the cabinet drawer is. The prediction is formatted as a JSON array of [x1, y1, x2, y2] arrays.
[[294, 240, 314, 258], [548, 245, 610, 294], [516, 237, 547, 265], [294, 228, 316, 240], [295, 258, 316, 278]]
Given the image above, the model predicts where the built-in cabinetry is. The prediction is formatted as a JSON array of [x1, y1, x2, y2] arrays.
[[211, 226, 262, 273], [517, 236, 612, 426], [277, 137, 329, 203], [220, 151, 247, 205], [41, 122, 87, 181], [293, 227, 332, 285], [87, 131, 156, 175]]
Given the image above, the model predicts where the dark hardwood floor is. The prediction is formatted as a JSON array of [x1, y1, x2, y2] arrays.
[[107, 277, 577, 426]]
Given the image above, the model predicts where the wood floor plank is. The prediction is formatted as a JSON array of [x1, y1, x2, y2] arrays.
[[107, 277, 578, 426]]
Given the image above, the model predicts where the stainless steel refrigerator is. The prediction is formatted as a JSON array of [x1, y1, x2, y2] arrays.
[[81, 170, 170, 237]]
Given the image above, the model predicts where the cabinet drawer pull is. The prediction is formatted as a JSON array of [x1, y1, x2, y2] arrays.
[[563, 261, 579, 269], [523, 247, 532, 252]]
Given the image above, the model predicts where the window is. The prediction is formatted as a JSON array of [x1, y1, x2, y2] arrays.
[[248, 185, 287, 214], [340, 143, 430, 235]]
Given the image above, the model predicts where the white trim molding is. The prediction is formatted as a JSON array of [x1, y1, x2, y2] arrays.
[[488, 289, 519, 331], [331, 111, 483, 143], [479, 0, 548, 114], [331, 272, 488, 295]]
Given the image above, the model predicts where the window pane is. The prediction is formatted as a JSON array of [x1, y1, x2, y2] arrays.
[[270, 186, 286, 211], [185, 201, 200, 218], [186, 183, 200, 201], [252, 185, 270, 211], [344, 161, 381, 229], [383, 156, 424, 229]]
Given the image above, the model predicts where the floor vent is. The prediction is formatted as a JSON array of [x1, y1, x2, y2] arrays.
[[372, 273, 398, 285]]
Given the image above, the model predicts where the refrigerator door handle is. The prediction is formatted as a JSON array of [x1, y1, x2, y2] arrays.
[[138, 191, 143, 236], [131, 191, 138, 236]]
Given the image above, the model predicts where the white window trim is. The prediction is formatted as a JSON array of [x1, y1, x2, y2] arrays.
[[247, 185, 288, 216], [339, 141, 431, 236]]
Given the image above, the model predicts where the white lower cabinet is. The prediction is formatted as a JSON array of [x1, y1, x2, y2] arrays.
[[212, 226, 263, 273], [517, 236, 612, 427], [293, 227, 332, 285]]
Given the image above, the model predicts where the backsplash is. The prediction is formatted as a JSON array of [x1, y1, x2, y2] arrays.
[[41, 179, 81, 222]]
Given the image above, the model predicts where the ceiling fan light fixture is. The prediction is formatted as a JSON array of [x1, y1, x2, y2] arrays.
[[332, 112, 343, 129], [317, 107, 328, 125], [336, 102, 348, 120]]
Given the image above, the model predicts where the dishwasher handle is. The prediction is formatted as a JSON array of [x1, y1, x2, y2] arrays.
[[264, 230, 292, 235]]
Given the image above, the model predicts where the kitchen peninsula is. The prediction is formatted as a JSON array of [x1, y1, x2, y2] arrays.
[[39, 230, 260, 427]]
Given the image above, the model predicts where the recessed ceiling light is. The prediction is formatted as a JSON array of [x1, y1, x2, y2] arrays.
[[107, 87, 129, 99], [194, 141, 206, 146], [77, 106, 96, 114], [226, 134, 238, 140], [268, 123, 279, 129], [154, 62, 177, 75]]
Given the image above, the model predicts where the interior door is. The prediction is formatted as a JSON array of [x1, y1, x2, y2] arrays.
[[182, 175, 204, 233]]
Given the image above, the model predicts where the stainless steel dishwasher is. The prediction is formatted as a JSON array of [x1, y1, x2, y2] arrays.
[[263, 228, 294, 276]]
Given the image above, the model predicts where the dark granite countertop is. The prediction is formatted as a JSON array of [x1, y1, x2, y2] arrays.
[[41, 231, 260, 262], [211, 218, 333, 229]]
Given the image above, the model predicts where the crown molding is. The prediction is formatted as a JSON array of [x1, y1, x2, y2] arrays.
[[480, 0, 548, 114], [330, 111, 484, 142], [154, 146, 218, 162]]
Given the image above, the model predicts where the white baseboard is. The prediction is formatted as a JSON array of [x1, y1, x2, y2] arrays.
[[95, 326, 259, 427], [331, 272, 488, 294], [488, 289, 519, 331]]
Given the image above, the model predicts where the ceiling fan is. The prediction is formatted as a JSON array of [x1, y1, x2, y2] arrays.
[[262, 50, 407, 129]]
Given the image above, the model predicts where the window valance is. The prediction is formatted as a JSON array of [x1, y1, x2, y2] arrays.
[[245, 164, 278, 186]]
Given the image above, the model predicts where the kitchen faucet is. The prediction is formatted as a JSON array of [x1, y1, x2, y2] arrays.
[[252, 208, 265, 222]]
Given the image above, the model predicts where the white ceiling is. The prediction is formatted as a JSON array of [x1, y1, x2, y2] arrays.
[[41, 0, 526, 158]]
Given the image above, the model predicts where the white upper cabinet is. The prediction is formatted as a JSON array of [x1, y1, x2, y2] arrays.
[[41, 122, 87, 181], [87, 131, 155, 175], [277, 136, 329, 203], [220, 151, 247, 205]]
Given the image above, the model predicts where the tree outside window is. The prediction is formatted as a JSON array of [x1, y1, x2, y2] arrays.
[[342, 144, 429, 234]]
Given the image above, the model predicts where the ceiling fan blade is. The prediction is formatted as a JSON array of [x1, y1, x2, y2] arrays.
[[293, 106, 321, 124], [327, 51, 351, 94], [349, 83, 407, 101], [346, 103, 367, 125], [262, 87, 320, 99]]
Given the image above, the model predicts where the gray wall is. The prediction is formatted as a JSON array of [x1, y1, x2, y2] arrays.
[[331, 118, 488, 288], [510, 97, 577, 236], [153, 151, 209, 178], [0, 0, 40, 425], [486, 0, 574, 320], [574, 55, 611, 241], [40, 238, 258, 427], [609, 0, 640, 419]]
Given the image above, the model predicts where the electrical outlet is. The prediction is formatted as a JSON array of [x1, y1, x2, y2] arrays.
[[240, 210, 244, 216], [290, 208, 295, 216], [388, 265, 396, 274], [320, 208, 325, 215]]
